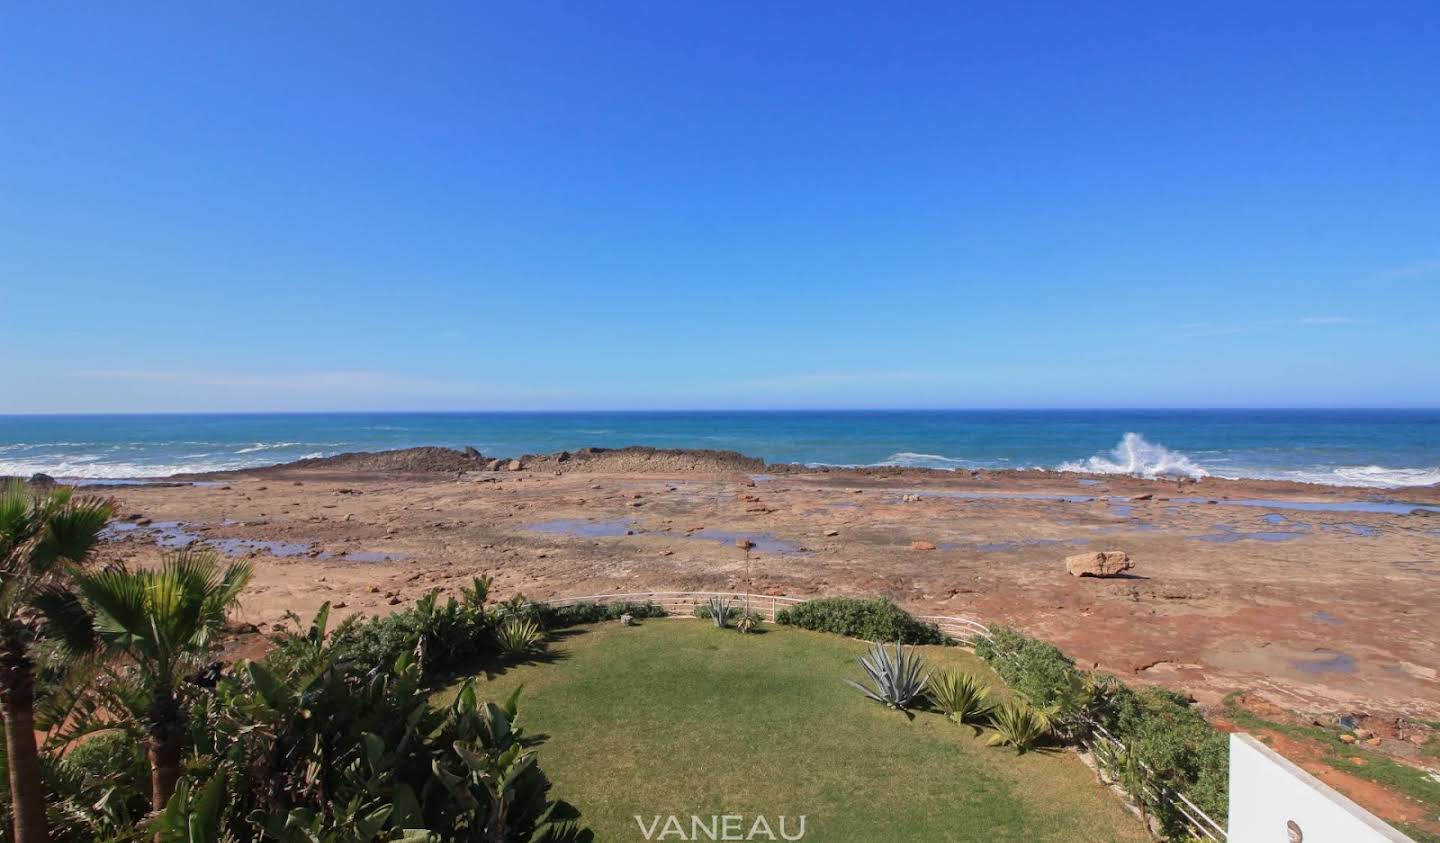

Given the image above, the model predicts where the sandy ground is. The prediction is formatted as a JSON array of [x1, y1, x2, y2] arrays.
[[87, 454, 1440, 731]]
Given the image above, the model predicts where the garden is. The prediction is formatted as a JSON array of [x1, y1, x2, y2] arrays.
[[442, 617, 1150, 841], [1, 481, 1225, 842]]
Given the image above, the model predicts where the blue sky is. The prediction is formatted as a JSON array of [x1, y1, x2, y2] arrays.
[[2, 2, 1437, 412]]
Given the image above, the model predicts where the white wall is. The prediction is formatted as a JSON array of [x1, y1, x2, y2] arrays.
[[1227, 733, 1414, 843]]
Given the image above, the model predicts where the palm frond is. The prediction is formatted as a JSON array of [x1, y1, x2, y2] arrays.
[[157, 549, 223, 646], [31, 496, 114, 573], [32, 584, 99, 656], [211, 559, 254, 618], [76, 565, 152, 650], [0, 480, 35, 550]]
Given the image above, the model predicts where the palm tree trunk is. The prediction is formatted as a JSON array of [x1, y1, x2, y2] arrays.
[[0, 629, 48, 843], [147, 733, 182, 811], [145, 693, 184, 812]]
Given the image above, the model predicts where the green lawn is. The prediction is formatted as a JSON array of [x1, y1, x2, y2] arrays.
[[440, 620, 1147, 842]]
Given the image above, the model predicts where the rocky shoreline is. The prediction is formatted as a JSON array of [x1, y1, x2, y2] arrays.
[[81, 440, 1439, 759], [147, 444, 1440, 504]]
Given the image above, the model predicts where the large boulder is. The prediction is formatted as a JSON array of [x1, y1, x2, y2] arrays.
[[1065, 550, 1133, 578]]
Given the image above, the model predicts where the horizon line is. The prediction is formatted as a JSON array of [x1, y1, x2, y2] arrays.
[[3, 406, 1440, 417]]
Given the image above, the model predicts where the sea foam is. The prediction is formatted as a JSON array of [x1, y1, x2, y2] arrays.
[[1278, 465, 1440, 489], [1059, 433, 1210, 479], [235, 441, 303, 453], [0, 458, 248, 479], [877, 452, 990, 470]]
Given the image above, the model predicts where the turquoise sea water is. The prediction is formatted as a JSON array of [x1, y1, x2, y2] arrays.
[[1, 410, 1437, 488]]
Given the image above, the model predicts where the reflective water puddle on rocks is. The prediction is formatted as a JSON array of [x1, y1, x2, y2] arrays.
[[1172, 497, 1440, 516], [1189, 523, 1310, 543], [945, 537, 1091, 553], [528, 518, 636, 538], [1294, 648, 1357, 675], [337, 550, 409, 563], [100, 519, 398, 562], [684, 529, 807, 554], [1322, 522, 1380, 537]]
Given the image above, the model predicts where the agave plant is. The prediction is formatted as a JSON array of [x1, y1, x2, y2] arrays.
[[986, 700, 1049, 753], [845, 641, 929, 711], [496, 616, 542, 656], [704, 597, 731, 629], [929, 670, 990, 726]]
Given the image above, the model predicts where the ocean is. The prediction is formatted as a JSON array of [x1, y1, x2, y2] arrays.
[[1, 410, 1437, 489]]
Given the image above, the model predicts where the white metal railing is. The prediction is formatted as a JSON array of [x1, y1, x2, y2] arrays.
[[539, 589, 1224, 841], [1084, 721, 1227, 841], [980, 648, 1229, 841]]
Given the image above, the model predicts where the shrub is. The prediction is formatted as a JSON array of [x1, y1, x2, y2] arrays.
[[846, 641, 930, 711], [1101, 684, 1229, 838], [775, 597, 944, 644], [22, 583, 590, 841], [976, 623, 1229, 837], [63, 730, 148, 787], [314, 590, 492, 677], [493, 593, 542, 621], [973, 623, 1076, 709], [987, 701, 1048, 753], [58, 727, 152, 827], [538, 600, 667, 628], [929, 670, 990, 726]]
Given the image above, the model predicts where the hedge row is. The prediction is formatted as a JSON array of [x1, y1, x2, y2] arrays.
[[976, 623, 1228, 839], [774, 597, 945, 644], [536, 600, 668, 628]]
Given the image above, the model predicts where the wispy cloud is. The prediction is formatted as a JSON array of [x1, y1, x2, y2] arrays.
[[1179, 317, 1358, 338], [726, 370, 932, 392], [1375, 259, 1440, 281], [72, 368, 472, 397], [1178, 323, 1245, 338]]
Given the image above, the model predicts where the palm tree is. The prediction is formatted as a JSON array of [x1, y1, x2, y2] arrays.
[[0, 481, 112, 843], [56, 548, 252, 812]]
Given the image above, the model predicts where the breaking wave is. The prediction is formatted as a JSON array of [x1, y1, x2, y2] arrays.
[[235, 441, 303, 453], [877, 452, 992, 470], [1273, 465, 1440, 489], [1059, 433, 1210, 479], [0, 458, 252, 479]]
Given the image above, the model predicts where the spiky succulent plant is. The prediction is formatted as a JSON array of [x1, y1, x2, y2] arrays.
[[986, 701, 1049, 753], [705, 596, 732, 628], [929, 669, 990, 726], [495, 616, 542, 656], [845, 641, 930, 711]]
